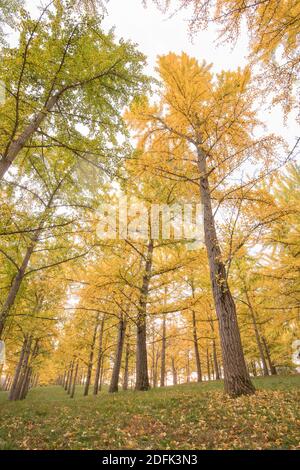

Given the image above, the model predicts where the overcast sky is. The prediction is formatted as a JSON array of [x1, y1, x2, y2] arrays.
[[20, 0, 299, 149]]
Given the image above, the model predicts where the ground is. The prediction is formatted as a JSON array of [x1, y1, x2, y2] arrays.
[[0, 375, 299, 450]]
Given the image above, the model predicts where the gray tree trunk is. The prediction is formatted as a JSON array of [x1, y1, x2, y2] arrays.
[[197, 148, 255, 396], [93, 315, 105, 395], [84, 314, 99, 396], [109, 316, 127, 393], [135, 240, 153, 391]]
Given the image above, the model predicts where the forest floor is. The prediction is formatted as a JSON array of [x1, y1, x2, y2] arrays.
[[0, 375, 299, 450]]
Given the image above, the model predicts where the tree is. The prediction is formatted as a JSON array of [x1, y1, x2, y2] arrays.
[[0, 0, 147, 180], [126, 53, 284, 396], [151, 0, 300, 116]]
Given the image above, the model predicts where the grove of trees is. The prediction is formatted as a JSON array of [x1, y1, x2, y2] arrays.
[[0, 0, 299, 402]]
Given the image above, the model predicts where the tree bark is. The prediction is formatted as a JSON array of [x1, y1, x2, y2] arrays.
[[160, 315, 167, 387], [123, 329, 130, 391], [0, 242, 37, 338], [206, 347, 211, 381], [244, 289, 269, 376], [186, 350, 190, 383], [109, 316, 127, 393], [0, 93, 61, 180], [70, 361, 79, 399], [171, 357, 177, 385], [84, 314, 99, 396], [212, 339, 220, 380], [10, 336, 32, 401], [135, 240, 153, 391], [67, 359, 75, 395], [262, 336, 277, 375], [197, 149, 255, 396], [0, 181, 63, 338], [93, 315, 105, 395], [192, 310, 202, 382], [9, 337, 28, 400]]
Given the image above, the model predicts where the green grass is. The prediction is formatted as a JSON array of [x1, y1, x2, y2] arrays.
[[0, 375, 299, 450]]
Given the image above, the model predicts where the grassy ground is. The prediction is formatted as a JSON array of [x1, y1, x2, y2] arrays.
[[0, 375, 299, 450]]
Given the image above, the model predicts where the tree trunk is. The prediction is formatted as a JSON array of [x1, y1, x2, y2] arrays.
[[10, 336, 32, 401], [93, 315, 105, 395], [192, 310, 202, 382], [0, 242, 37, 338], [171, 357, 177, 385], [153, 351, 159, 388], [84, 314, 99, 396], [160, 315, 167, 387], [0, 182, 61, 338], [9, 337, 28, 400], [123, 330, 130, 391], [212, 339, 220, 380], [67, 359, 75, 395], [244, 290, 269, 376], [109, 316, 127, 393], [197, 149, 255, 397], [70, 361, 79, 399], [0, 93, 61, 180], [135, 240, 153, 391], [210, 354, 215, 380], [186, 350, 190, 383], [65, 363, 72, 391], [206, 348, 211, 381], [262, 336, 277, 375]]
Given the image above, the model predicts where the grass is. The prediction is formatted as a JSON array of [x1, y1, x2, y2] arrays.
[[0, 375, 299, 450]]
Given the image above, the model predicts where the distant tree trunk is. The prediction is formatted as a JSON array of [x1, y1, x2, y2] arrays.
[[209, 314, 220, 380], [153, 350, 159, 388], [123, 329, 131, 391], [84, 314, 99, 396], [99, 356, 105, 391], [9, 336, 29, 401], [19, 339, 39, 400], [10, 336, 33, 401], [186, 350, 190, 383], [262, 336, 277, 375], [62, 370, 67, 388], [212, 339, 220, 380], [65, 362, 72, 391], [67, 359, 75, 395], [4, 375, 11, 391], [135, 240, 153, 391], [93, 315, 105, 395], [206, 348, 211, 381], [244, 290, 269, 376], [109, 316, 127, 393], [197, 149, 255, 397], [210, 354, 215, 380], [160, 315, 167, 387], [192, 310, 202, 382], [70, 361, 79, 399], [171, 357, 177, 385], [251, 361, 257, 377]]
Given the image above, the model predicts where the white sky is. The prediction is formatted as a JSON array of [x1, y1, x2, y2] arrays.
[[102, 0, 298, 147], [16, 0, 298, 151]]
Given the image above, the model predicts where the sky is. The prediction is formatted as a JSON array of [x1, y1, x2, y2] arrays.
[[18, 0, 298, 150]]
